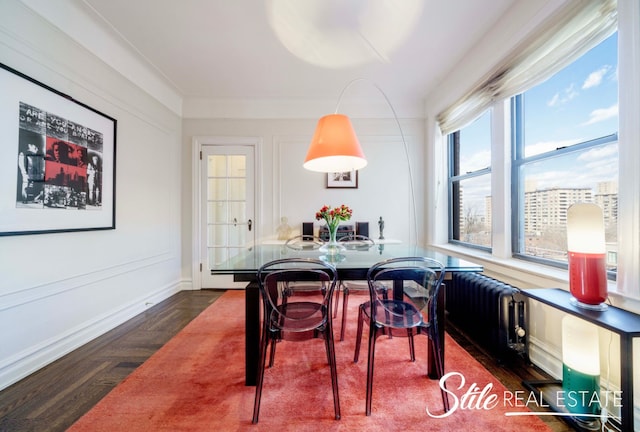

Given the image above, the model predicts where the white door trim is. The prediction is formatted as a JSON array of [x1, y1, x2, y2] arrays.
[[191, 136, 261, 290]]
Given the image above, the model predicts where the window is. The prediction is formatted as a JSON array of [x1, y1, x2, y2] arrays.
[[445, 31, 618, 273], [448, 110, 492, 249], [438, 1, 640, 302], [512, 32, 618, 272]]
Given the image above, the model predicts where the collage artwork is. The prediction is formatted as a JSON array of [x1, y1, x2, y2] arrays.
[[16, 102, 103, 211]]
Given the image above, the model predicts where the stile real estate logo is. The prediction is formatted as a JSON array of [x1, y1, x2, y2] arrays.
[[426, 372, 622, 422]]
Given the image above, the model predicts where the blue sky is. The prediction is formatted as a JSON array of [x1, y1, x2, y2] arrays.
[[524, 32, 618, 155], [458, 32, 618, 215]]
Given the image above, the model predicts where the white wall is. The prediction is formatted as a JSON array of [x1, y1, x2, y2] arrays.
[[3, 0, 637, 424], [181, 117, 425, 281], [0, 0, 183, 390]]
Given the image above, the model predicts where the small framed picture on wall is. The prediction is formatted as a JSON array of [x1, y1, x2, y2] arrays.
[[327, 170, 358, 188]]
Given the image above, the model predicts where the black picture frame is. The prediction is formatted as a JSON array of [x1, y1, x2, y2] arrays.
[[326, 170, 358, 188], [0, 62, 117, 236]]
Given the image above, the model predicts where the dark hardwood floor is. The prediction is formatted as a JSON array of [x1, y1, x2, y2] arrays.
[[0, 289, 574, 431], [0, 289, 224, 432]]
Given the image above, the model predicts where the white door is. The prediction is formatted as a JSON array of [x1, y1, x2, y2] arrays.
[[200, 145, 255, 288]]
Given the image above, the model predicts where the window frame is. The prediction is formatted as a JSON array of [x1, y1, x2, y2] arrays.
[[433, 1, 640, 308], [447, 126, 492, 252], [510, 90, 618, 272]]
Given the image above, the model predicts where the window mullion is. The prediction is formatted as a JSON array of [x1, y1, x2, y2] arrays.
[[511, 95, 524, 257], [491, 99, 511, 259]]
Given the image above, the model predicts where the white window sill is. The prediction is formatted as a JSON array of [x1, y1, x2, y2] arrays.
[[431, 243, 640, 316]]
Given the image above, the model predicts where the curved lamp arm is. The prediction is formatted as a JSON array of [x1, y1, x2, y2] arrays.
[[334, 78, 419, 245]]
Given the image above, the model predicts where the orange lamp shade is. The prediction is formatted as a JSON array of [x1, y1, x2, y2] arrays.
[[303, 114, 367, 172]]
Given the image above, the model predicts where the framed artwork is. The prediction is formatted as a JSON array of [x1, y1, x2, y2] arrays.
[[326, 170, 358, 188], [0, 62, 117, 236]]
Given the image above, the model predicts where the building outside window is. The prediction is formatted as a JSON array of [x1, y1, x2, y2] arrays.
[[513, 32, 618, 271], [448, 110, 492, 250], [447, 31, 618, 273]]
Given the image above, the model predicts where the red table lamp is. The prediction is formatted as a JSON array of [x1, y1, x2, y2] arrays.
[[566, 203, 608, 310]]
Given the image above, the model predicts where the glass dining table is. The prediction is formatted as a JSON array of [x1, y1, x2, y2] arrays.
[[210, 243, 483, 385]]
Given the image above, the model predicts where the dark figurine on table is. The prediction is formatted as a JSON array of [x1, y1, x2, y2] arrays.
[[378, 216, 384, 240]]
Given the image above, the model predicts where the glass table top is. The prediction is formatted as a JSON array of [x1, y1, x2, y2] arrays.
[[211, 243, 482, 279]]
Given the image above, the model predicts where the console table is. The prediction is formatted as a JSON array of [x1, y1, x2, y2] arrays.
[[521, 288, 640, 432]]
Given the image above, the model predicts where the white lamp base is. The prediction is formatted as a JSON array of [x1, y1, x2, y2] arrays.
[[571, 415, 602, 431], [569, 296, 608, 311]]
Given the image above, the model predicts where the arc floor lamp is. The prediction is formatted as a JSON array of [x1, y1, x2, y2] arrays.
[[303, 78, 419, 243]]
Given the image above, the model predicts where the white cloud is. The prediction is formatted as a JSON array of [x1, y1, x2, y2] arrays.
[[525, 139, 581, 157], [528, 143, 618, 190], [461, 149, 490, 172], [565, 84, 579, 101], [577, 144, 618, 162], [547, 93, 560, 107], [582, 104, 618, 125], [582, 65, 612, 89], [547, 84, 578, 107]]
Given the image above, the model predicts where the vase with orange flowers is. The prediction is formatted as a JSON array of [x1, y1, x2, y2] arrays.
[[316, 204, 353, 256]]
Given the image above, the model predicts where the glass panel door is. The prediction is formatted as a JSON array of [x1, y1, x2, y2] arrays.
[[201, 145, 254, 288]]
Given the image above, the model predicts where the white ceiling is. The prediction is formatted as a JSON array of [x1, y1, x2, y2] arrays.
[[79, 0, 517, 109]]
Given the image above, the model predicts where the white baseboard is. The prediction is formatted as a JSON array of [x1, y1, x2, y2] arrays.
[[528, 335, 562, 379], [0, 281, 181, 391], [178, 278, 194, 291]]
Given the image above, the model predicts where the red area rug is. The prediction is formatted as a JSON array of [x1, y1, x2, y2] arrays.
[[69, 290, 551, 431]]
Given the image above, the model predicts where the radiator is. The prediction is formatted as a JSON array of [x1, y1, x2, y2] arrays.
[[446, 272, 527, 360]]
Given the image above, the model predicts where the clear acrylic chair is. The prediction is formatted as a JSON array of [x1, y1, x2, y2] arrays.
[[281, 235, 333, 314], [336, 234, 384, 341], [338, 234, 375, 251], [284, 234, 325, 250], [252, 258, 341, 423], [353, 256, 449, 415]]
